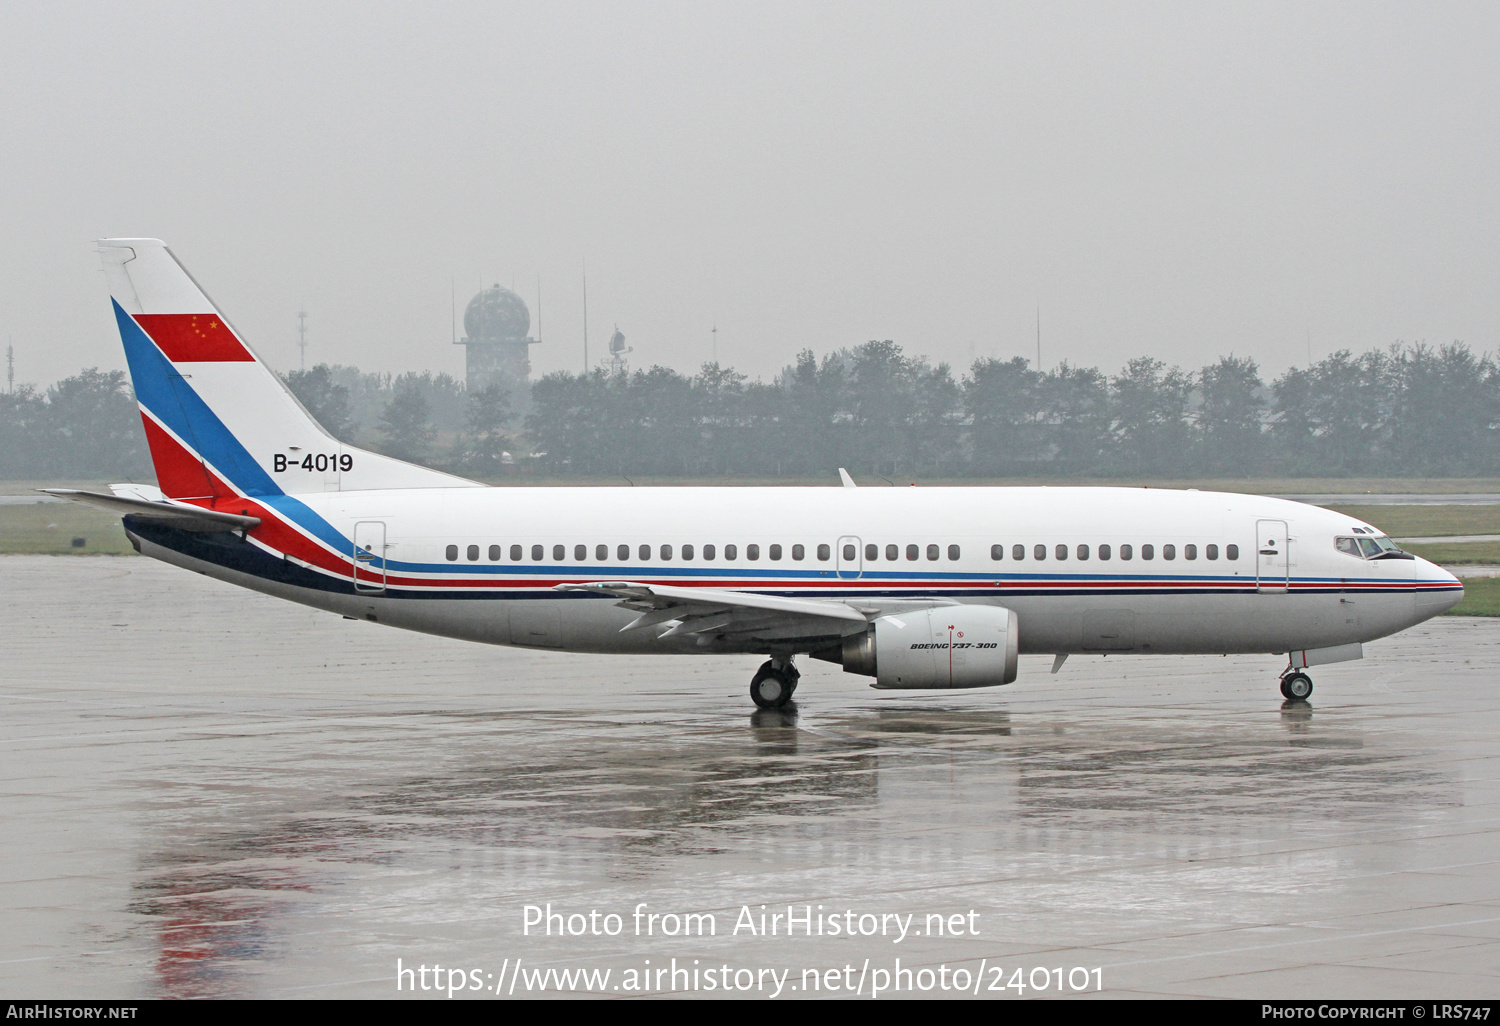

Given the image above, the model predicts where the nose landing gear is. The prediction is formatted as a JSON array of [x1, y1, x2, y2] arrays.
[[1279, 669, 1313, 701], [750, 658, 799, 709]]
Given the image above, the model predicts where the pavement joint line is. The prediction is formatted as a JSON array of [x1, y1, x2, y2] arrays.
[[1103, 914, 1500, 970]]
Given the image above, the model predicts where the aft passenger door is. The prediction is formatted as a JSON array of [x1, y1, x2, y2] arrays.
[[353, 521, 387, 593], [1256, 519, 1289, 593]]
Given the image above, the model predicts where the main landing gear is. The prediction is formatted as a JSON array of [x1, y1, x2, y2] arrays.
[[1279, 669, 1313, 701], [750, 658, 799, 709]]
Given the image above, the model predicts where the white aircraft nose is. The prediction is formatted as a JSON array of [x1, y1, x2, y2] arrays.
[[1414, 559, 1464, 617]]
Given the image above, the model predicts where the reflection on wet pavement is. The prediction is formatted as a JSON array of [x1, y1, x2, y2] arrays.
[[2, 555, 1499, 998]]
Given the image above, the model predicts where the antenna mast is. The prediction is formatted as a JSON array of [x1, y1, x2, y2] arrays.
[[6, 339, 12, 394], [297, 310, 308, 371], [1035, 303, 1041, 371], [711, 321, 718, 365], [582, 261, 589, 373]]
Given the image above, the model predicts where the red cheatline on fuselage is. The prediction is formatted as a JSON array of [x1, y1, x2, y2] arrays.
[[134, 313, 254, 362]]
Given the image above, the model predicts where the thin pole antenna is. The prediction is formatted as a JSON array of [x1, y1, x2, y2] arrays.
[[711, 320, 718, 365], [536, 273, 542, 343], [451, 278, 456, 345], [297, 309, 308, 371], [1035, 302, 1041, 371], [1307, 327, 1312, 366], [582, 260, 589, 373], [6, 337, 12, 394]]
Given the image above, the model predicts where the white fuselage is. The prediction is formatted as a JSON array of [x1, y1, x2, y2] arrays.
[[129, 485, 1462, 664]]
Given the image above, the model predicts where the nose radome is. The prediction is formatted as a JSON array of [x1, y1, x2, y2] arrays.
[[1415, 561, 1464, 617]]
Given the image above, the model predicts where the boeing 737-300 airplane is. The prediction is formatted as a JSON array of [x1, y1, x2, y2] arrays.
[[52, 239, 1465, 709]]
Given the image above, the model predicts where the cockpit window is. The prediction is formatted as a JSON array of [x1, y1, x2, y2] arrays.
[[1337, 534, 1408, 559]]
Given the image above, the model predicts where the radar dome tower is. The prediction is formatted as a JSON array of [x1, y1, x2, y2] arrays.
[[457, 284, 539, 411]]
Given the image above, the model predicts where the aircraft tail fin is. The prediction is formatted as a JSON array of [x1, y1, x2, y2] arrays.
[[97, 239, 480, 500]]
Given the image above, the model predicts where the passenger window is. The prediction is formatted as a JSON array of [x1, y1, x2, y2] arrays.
[[792, 544, 804, 561], [886, 544, 899, 561], [843, 543, 856, 561], [1034, 544, 1046, 561], [907, 544, 919, 561], [1226, 544, 1239, 560], [1185, 544, 1197, 560], [660, 544, 672, 560], [1142, 544, 1154, 560], [489, 544, 501, 561], [1077, 544, 1089, 560], [865, 543, 878, 561], [769, 544, 782, 560], [445, 544, 458, 561], [1013, 544, 1025, 560], [991, 544, 1004, 560], [948, 544, 960, 560], [574, 544, 586, 561], [1120, 544, 1132, 560], [704, 543, 716, 560], [817, 543, 830, 561], [1163, 544, 1176, 560], [927, 544, 939, 561], [596, 544, 608, 560], [511, 544, 523, 561], [726, 544, 738, 560], [617, 543, 629, 561], [1206, 544, 1219, 560], [1336, 537, 1361, 557], [1055, 544, 1068, 561], [531, 544, 543, 561], [683, 544, 694, 560], [1099, 543, 1111, 560], [747, 544, 760, 560], [468, 544, 480, 561], [553, 544, 565, 561], [638, 544, 650, 560]]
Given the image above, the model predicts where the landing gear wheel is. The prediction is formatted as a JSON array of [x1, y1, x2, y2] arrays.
[[750, 660, 797, 709], [1280, 672, 1313, 701]]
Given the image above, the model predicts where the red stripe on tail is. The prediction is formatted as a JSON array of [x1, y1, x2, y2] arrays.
[[140, 414, 228, 500]]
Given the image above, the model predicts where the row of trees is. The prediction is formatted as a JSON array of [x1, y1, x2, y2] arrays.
[[524, 341, 1499, 478], [0, 369, 152, 478], [2, 341, 1495, 480]]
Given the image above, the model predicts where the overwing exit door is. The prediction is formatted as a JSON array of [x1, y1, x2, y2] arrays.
[[1256, 519, 1289, 593], [836, 536, 862, 580]]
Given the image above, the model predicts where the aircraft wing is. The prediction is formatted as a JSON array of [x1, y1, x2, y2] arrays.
[[40, 489, 261, 533], [554, 581, 870, 645]]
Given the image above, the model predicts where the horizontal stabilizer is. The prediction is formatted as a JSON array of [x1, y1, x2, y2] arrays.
[[41, 489, 260, 533]]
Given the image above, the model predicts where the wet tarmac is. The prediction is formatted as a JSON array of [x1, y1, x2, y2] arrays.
[[3, 554, 1500, 1000]]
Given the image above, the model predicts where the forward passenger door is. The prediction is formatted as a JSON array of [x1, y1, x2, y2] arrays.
[[1256, 520, 1289, 594]]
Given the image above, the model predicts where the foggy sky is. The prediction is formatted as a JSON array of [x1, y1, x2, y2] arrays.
[[2, 1, 1497, 390]]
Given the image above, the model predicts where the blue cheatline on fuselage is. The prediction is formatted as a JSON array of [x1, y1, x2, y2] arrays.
[[125, 519, 1436, 602]]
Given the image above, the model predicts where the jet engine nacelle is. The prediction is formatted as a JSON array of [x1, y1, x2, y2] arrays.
[[838, 605, 1019, 689]]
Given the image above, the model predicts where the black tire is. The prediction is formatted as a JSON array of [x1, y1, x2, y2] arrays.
[[1280, 672, 1313, 701], [750, 667, 793, 709]]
